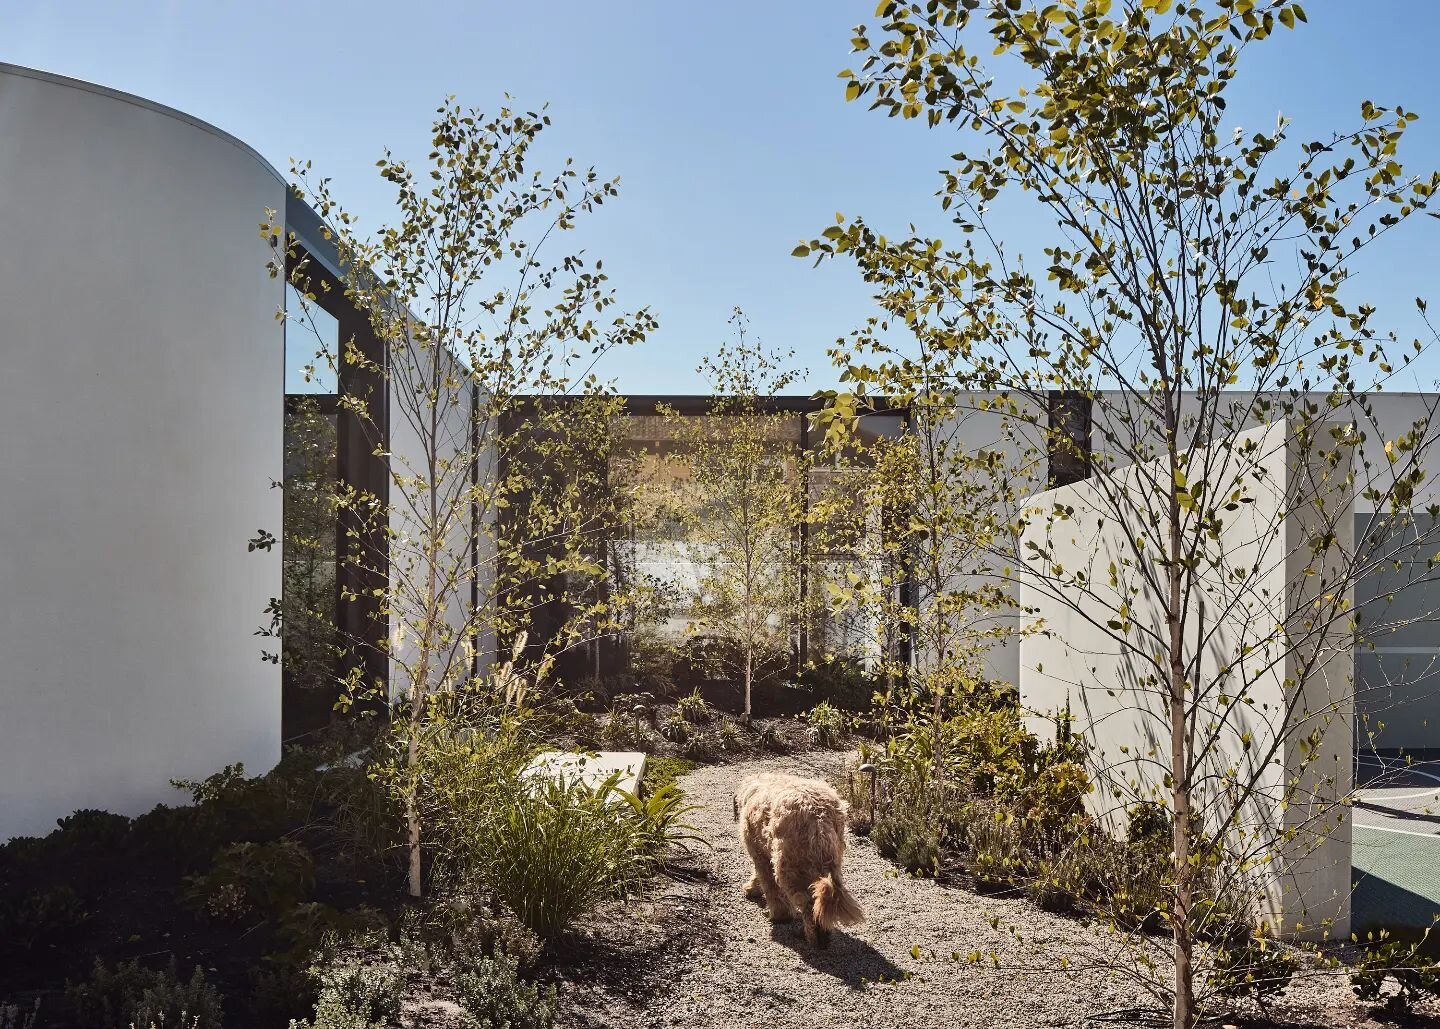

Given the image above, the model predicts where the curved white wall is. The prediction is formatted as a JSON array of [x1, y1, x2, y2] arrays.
[[0, 66, 284, 839]]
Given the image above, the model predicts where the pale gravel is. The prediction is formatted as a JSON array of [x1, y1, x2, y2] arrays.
[[551, 753, 1403, 1029]]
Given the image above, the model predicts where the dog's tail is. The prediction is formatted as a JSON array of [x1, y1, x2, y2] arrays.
[[811, 870, 864, 929]]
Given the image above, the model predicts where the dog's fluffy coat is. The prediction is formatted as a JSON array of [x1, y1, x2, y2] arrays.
[[735, 772, 863, 947]]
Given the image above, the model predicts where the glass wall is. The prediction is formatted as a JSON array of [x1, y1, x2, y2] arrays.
[[601, 407, 906, 689], [284, 282, 339, 395], [281, 283, 341, 739]]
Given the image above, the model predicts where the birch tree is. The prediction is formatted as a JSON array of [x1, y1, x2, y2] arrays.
[[811, 380, 1038, 723], [801, 2, 1440, 1024], [657, 313, 807, 722], [270, 99, 655, 898]]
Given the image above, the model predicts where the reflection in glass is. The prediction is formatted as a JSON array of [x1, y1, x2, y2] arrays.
[[284, 282, 339, 395]]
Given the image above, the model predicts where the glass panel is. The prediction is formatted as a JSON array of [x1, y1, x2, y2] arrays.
[[282, 397, 340, 738], [285, 282, 339, 394]]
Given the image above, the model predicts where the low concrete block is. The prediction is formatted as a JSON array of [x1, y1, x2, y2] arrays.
[[526, 750, 648, 796]]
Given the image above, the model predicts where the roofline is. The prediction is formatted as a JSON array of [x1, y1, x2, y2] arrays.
[[517, 394, 910, 417], [0, 62, 286, 188]]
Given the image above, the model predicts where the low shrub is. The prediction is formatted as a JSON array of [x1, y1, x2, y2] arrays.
[[294, 950, 405, 1029], [716, 719, 743, 752], [676, 688, 712, 724], [566, 675, 636, 710], [0, 884, 88, 947], [598, 706, 650, 749], [658, 714, 691, 745], [0, 1001, 40, 1029], [247, 962, 318, 1029], [965, 813, 1024, 892], [1000, 759, 1090, 837], [1126, 802, 1173, 847], [1026, 851, 1085, 913], [871, 809, 942, 877], [424, 896, 544, 972], [183, 839, 315, 923], [291, 924, 556, 1029], [275, 903, 390, 967], [642, 756, 696, 797], [533, 697, 595, 742], [943, 708, 1033, 795], [66, 959, 223, 1029], [679, 729, 719, 761], [1203, 917, 1298, 1011], [805, 701, 847, 747], [1350, 926, 1440, 1017], [1108, 847, 1172, 933], [1053, 827, 1125, 902], [757, 722, 788, 753], [315, 761, 398, 867], [172, 762, 300, 842], [451, 955, 557, 1029], [130, 802, 225, 872], [797, 658, 879, 711]]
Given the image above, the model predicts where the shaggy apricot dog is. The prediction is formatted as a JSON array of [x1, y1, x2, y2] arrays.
[[735, 772, 863, 947]]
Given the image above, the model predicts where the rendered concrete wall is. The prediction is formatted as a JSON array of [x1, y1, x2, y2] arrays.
[[0, 66, 285, 840], [924, 398, 1048, 690], [385, 368, 488, 697], [1050, 389, 1440, 753], [1017, 420, 1354, 939]]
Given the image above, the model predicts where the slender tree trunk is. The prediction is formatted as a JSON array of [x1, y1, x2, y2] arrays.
[[407, 536, 440, 900], [742, 645, 753, 725], [407, 629, 430, 899], [1168, 486, 1195, 1029], [406, 711, 422, 899]]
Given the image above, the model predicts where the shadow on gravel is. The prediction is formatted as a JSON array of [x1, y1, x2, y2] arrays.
[[768, 924, 905, 988]]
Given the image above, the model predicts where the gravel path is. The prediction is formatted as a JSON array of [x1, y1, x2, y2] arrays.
[[552, 753, 1400, 1029]]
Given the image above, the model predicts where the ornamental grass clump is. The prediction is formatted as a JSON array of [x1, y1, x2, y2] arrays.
[[438, 761, 696, 939], [415, 707, 697, 937]]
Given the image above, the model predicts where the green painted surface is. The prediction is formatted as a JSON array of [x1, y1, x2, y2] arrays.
[[1352, 825, 1440, 931]]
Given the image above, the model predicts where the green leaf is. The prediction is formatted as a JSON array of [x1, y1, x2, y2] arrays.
[[791, 244, 811, 258]]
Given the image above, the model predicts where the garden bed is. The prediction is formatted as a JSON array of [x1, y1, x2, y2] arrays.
[[0, 689, 850, 1028]]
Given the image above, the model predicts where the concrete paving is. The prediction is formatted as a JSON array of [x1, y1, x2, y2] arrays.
[[526, 750, 648, 795], [1351, 754, 1440, 930]]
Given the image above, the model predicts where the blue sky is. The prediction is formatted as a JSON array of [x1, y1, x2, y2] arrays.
[[6, 1, 1439, 393]]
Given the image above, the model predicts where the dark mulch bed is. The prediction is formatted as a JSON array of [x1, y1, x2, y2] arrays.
[[0, 746, 406, 1028], [1, 687, 850, 1028]]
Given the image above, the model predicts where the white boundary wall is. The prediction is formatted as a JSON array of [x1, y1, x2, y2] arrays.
[[0, 66, 285, 840], [1017, 420, 1354, 940]]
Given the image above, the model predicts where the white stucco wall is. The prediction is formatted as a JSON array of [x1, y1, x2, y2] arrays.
[[1017, 420, 1354, 939], [0, 65, 285, 840], [1042, 389, 1440, 753], [923, 396, 1048, 690]]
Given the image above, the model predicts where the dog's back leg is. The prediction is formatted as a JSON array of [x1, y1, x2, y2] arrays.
[[741, 818, 789, 920], [774, 844, 828, 947]]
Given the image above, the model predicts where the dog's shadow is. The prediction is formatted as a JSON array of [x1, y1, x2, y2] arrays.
[[766, 920, 906, 989]]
